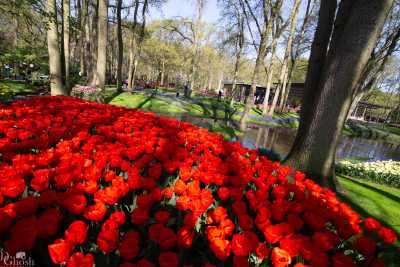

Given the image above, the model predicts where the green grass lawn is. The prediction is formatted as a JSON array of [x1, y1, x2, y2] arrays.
[[346, 121, 400, 143], [109, 91, 298, 127], [110, 92, 201, 116], [338, 175, 400, 235], [109, 92, 242, 139], [0, 80, 37, 94], [109, 90, 400, 144]]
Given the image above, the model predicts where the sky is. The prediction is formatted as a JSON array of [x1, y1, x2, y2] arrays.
[[149, 0, 221, 24], [146, 0, 307, 59]]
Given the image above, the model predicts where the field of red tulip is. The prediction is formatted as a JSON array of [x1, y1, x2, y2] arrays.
[[0, 96, 397, 267]]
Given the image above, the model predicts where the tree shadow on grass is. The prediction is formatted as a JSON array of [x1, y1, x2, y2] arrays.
[[104, 92, 122, 103], [337, 191, 400, 239], [136, 94, 154, 109], [337, 191, 400, 266], [340, 175, 400, 203]]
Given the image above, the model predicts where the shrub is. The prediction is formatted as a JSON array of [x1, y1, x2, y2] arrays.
[[70, 85, 103, 102], [0, 96, 397, 267], [336, 160, 400, 188]]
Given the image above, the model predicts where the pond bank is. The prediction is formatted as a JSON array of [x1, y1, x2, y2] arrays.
[[109, 91, 400, 146]]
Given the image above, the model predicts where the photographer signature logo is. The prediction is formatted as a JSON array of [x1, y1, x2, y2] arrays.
[[0, 249, 35, 267]]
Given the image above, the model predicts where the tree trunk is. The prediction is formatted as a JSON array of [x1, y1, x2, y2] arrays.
[[89, 0, 99, 85], [347, 92, 364, 119], [77, 0, 84, 76], [189, 0, 205, 95], [229, 11, 245, 106], [268, 0, 301, 116], [217, 72, 223, 90], [229, 42, 243, 105], [285, 0, 393, 190], [81, 0, 89, 77], [127, 38, 137, 89], [116, 0, 123, 92], [229, 54, 241, 105], [281, 0, 314, 111], [208, 74, 213, 90], [128, 0, 140, 89], [63, 0, 70, 90], [160, 59, 165, 86], [47, 0, 67, 95], [95, 0, 108, 90], [262, 24, 279, 115], [239, 24, 269, 131], [239, 0, 277, 130]]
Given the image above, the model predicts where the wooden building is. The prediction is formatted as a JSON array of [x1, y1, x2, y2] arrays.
[[223, 82, 305, 106], [349, 101, 391, 122]]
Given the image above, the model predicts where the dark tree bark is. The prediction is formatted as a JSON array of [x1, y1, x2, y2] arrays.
[[285, 0, 393, 190]]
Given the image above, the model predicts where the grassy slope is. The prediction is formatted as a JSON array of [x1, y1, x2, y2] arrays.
[[110, 92, 400, 143], [338, 175, 400, 235], [346, 121, 400, 143], [110, 92, 298, 126], [110, 92, 241, 139]]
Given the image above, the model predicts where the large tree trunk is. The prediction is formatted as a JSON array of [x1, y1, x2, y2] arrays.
[[63, 0, 70, 89], [285, 0, 393, 190], [116, 0, 123, 92], [95, 0, 108, 89], [47, 0, 67, 95]]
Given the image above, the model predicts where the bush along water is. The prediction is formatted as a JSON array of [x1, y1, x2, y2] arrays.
[[0, 96, 398, 267], [336, 160, 400, 188]]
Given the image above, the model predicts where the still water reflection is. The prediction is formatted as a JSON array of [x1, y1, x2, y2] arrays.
[[241, 126, 400, 161], [174, 115, 400, 161]]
